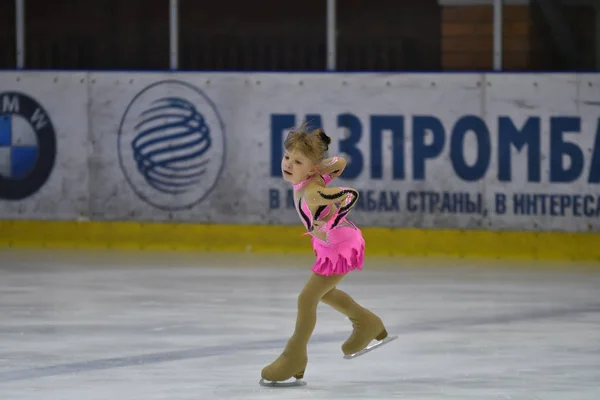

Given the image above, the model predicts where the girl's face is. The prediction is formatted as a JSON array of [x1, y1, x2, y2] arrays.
[[281, 148, 318, 184]]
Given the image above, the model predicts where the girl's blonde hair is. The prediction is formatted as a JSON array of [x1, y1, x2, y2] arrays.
[[284, 122, 331, 164]]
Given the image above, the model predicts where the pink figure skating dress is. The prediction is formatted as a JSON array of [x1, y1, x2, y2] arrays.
[[293, 174, 364, 276]]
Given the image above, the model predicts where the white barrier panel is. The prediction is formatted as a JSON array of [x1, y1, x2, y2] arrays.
[[1, 72, 599, 231], [0, 72, 89, 220], [89, 73, 237, 222]]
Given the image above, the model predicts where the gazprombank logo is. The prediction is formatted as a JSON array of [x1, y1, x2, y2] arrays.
[[117, 80, 226, 211], [0, 92, 56, 200]]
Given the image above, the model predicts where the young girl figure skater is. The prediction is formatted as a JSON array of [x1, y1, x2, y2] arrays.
[[260, 125, 395, 387]]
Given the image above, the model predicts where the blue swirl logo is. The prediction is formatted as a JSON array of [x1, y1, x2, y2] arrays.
[[118, 80, 225, 211], [132, 97, 211, 195]]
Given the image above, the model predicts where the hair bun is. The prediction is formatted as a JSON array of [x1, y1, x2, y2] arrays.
[[314, 129, 331, 148]]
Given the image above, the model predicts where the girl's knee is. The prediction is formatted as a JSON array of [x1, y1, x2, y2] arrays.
[[297, 287, 319, 308]]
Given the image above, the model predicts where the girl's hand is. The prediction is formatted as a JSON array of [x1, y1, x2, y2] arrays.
[[328, 169, 342, 179], [318, 156, 346, 178]]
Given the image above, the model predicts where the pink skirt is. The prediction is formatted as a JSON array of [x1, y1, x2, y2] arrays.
[[310, 224, 365, 276]]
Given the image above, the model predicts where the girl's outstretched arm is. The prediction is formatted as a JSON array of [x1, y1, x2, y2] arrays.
[[318, 156, 346, 180]]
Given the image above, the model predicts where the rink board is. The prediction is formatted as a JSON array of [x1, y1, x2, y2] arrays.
[[0, 73, 89, 219], [1, 220, 599, 261], [1, 71, 599, 260]]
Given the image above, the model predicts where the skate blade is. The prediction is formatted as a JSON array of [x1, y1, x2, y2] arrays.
[[259, 378, 307, 388], [343, 334, 399, 359]]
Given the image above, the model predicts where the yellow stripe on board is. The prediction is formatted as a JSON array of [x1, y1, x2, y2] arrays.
[[1, 220, 599, 261]]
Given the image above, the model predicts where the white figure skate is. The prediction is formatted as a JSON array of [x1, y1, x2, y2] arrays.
[[259, 377, 307, 387], [343, 333, 399, 359]]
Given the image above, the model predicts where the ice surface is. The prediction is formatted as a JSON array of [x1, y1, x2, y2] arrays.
[[0, 249, 599, 399]]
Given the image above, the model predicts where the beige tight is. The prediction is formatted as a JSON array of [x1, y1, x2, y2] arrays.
[[321, 286, 366, 319], [288, 272, 378, 351], [287, 272, 346, 347], [261, 273, 346, 381], [261, 272, 383, 381]]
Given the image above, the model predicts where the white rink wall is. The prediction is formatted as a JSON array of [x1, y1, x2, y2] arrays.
[[0, 71, 599, 232]]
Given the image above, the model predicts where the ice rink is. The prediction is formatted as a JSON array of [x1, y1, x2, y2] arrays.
[[1, 248, 599, 400]]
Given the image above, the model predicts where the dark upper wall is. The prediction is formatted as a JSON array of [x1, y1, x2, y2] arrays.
[[1, 0, 595, 71], [7, 0, 441, 71]]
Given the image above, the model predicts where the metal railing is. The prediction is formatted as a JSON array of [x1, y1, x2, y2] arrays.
[[11, 0, 507, 72]]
